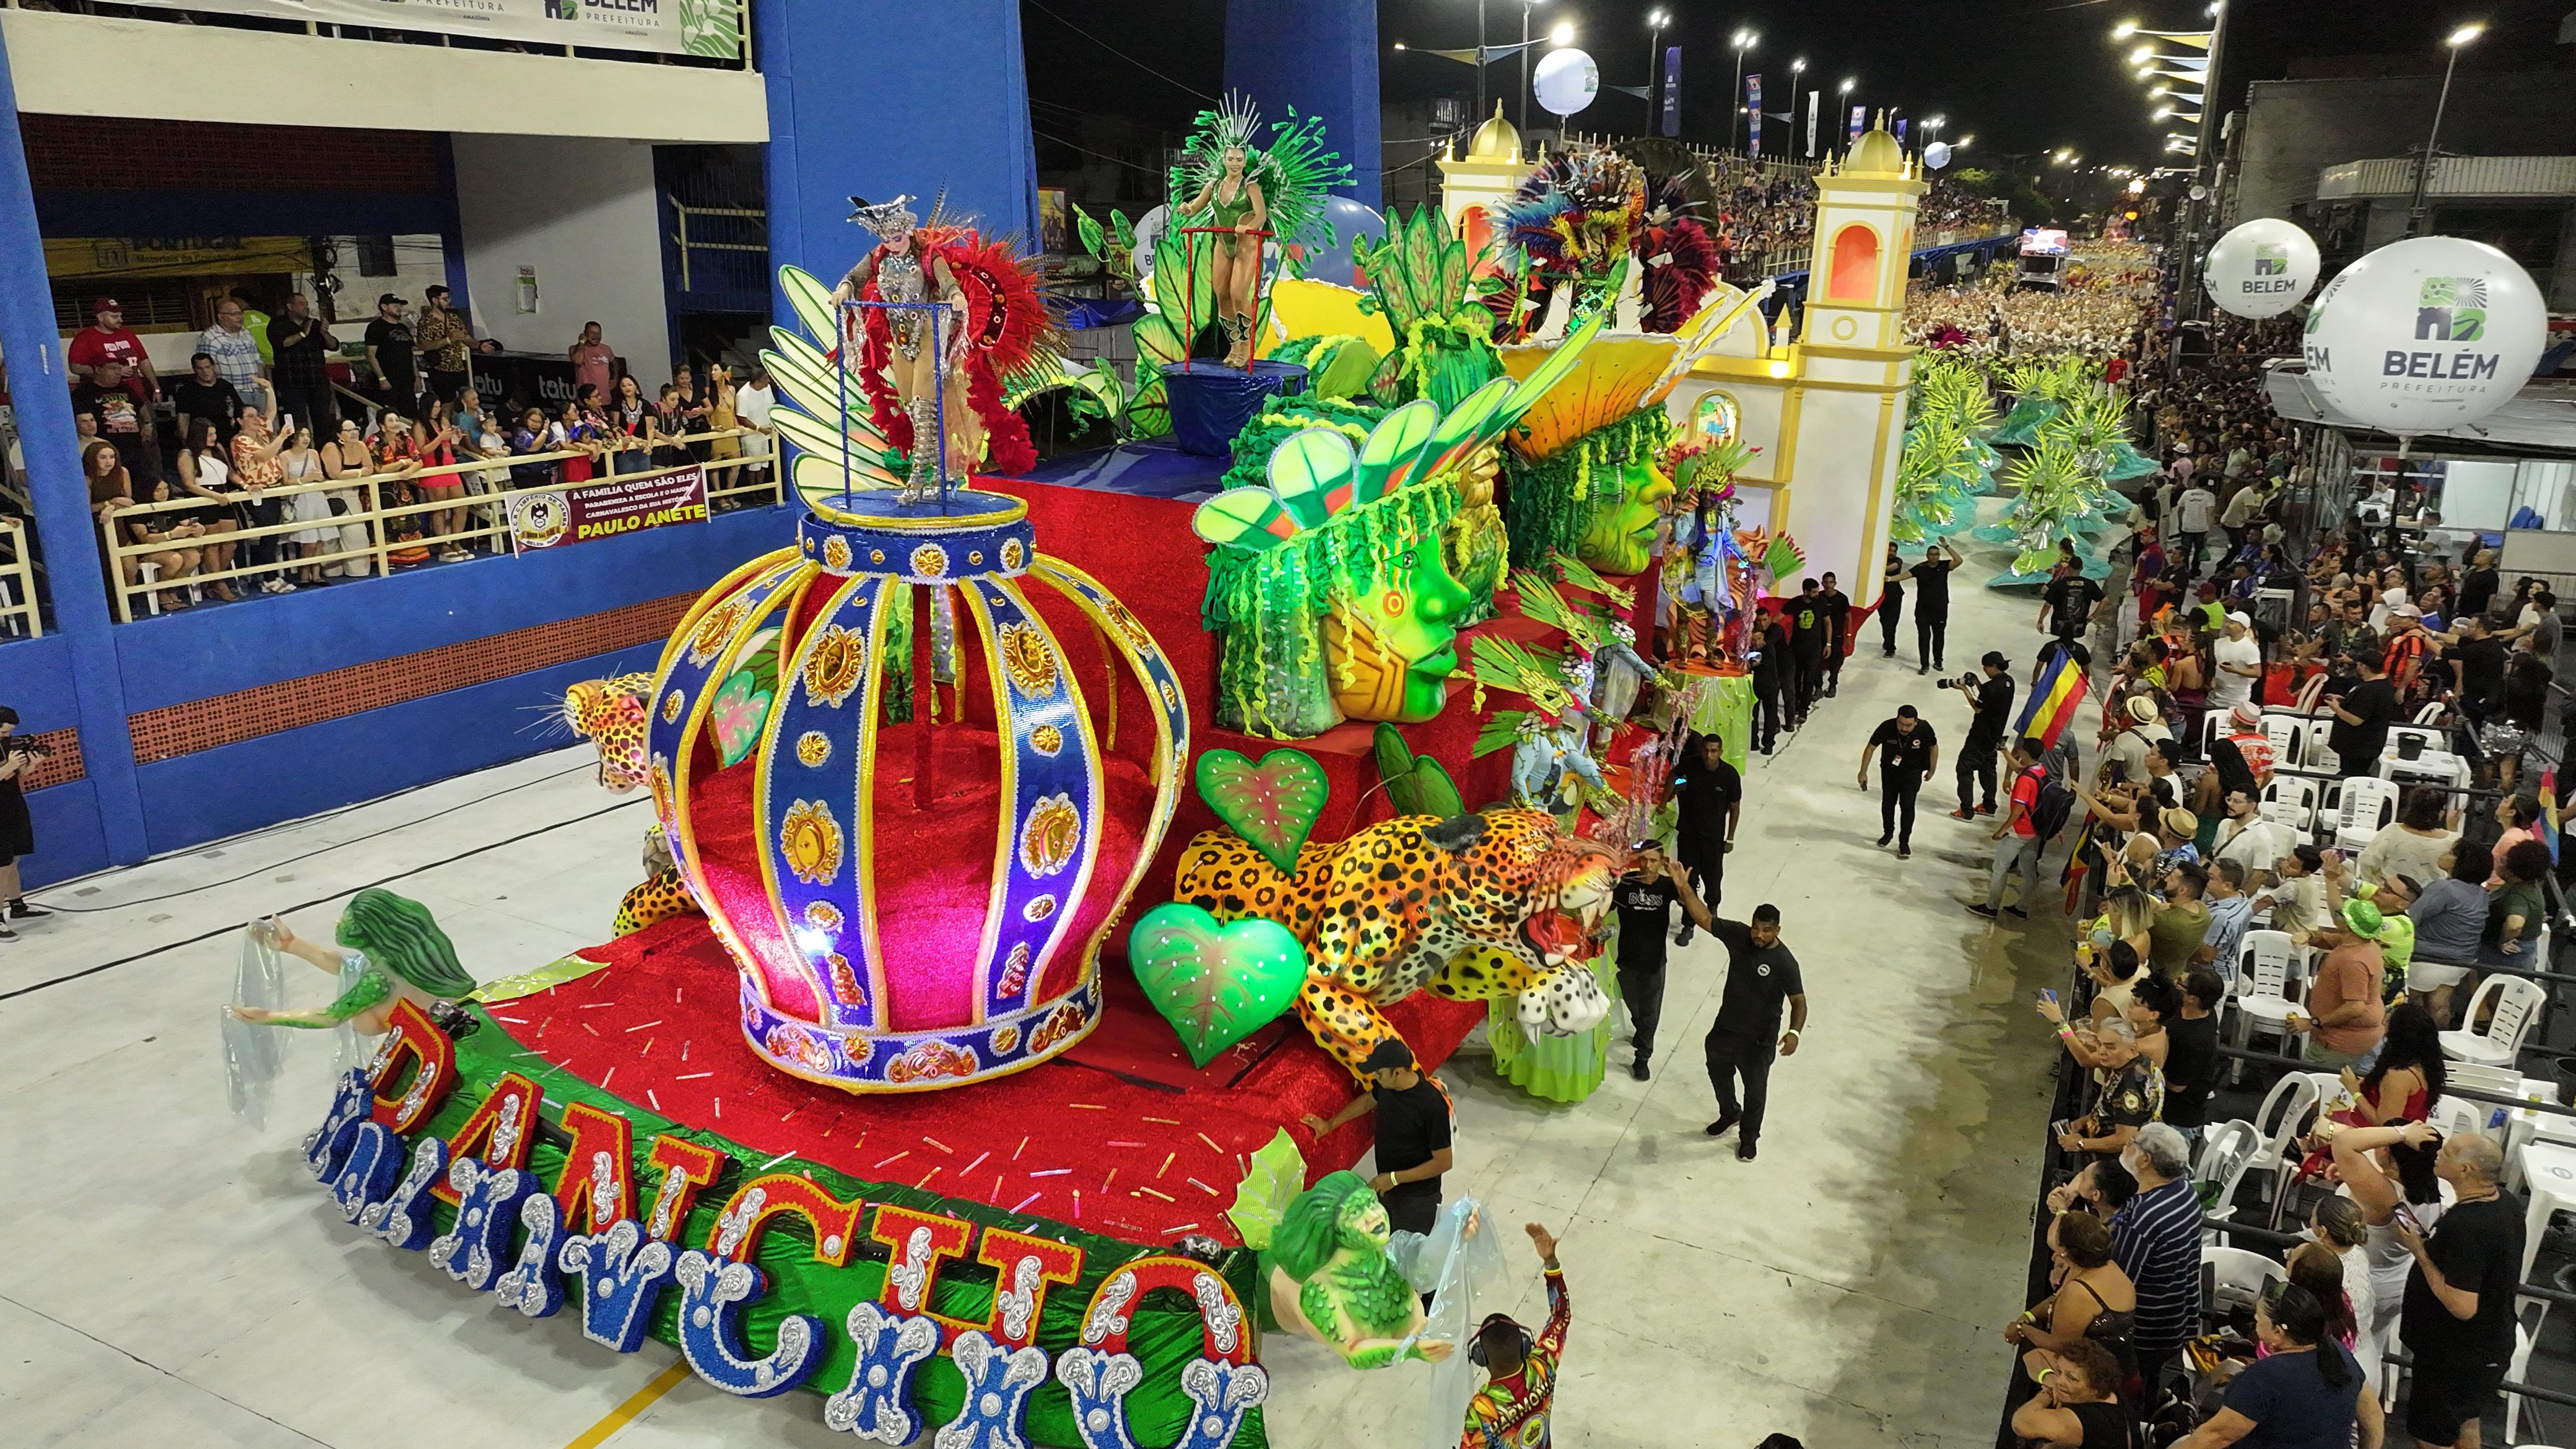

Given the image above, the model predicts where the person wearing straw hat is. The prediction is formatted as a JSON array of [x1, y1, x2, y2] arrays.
[[2098, 693, 2172, 790]]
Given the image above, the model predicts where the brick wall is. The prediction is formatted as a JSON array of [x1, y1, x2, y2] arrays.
[[24, 115, 440, 193]]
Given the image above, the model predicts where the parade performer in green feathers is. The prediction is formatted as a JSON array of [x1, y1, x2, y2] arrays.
[[227, 889, 476, 1033], [1176, 95, 1273, 370]]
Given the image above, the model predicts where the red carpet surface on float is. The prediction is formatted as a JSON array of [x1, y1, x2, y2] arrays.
[[488, 913, 1483, 1244]]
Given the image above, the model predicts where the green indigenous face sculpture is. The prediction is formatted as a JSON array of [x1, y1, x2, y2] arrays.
[[1574, 454, 1677, 575]]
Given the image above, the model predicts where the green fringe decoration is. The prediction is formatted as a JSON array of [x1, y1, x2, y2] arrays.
[[1500, 408, 1674, 569], [1203, 476, 1464, 738], [1218, 396, 1389, 495]]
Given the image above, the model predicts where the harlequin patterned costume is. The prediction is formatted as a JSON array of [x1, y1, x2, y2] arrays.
[[1461, 1266, 1570, 1449], [845, 219, 1054, 479], [1173, 811, 1615, 1077]]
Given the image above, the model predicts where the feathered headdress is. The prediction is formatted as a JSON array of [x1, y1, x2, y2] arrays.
[[1171, 90, 1354, 248]]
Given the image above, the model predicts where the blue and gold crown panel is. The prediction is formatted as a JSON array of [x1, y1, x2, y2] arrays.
[[645, 490, 1191, 1094], [959, 575, 1102, 1027]]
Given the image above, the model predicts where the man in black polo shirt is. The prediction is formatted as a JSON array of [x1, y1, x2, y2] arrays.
[[1816, 571, 1853, 699], [1910, 539, 1962, 674], [1610, 848, 1713, 1081], [1704, 904, 1808, 1162], [2396, 1128, 2525, 1449], [1858, 705, 1941, 858], [1669, 733, 1742, 946], [1302, 1038, 1455, 1235], [1787, 578, 1828, 724]]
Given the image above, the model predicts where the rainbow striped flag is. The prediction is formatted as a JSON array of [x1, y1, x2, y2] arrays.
[[2013, 643, 2091, 750], [2543, 766, 2561, 864]]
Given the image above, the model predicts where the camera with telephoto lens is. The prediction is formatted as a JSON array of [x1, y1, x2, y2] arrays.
[[1, 735, 48, 758]]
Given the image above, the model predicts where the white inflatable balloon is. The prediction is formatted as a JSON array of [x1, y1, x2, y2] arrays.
[[2302, 235, 2547, 435], [2203, 218, 2319, 319], [1923, 141, 1952, 170], [1532, 48, 1599, 117]]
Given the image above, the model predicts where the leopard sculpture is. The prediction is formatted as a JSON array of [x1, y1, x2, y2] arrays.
[[564, 674, 700, 936], [1173, 809, 1616, 1079]]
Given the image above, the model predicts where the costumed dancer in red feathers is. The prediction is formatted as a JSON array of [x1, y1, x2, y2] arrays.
[[831, 194, 1051, 502]]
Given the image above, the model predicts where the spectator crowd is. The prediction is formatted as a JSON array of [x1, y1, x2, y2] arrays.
[[1882, 238, 2569, 1449], [61, 290, 775, 611]]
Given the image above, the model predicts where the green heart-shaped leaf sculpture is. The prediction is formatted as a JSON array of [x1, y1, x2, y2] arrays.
[[710, 671, 774, 768], [1194, 748, 1329, 877], [1129, 903, 1310, 1068]]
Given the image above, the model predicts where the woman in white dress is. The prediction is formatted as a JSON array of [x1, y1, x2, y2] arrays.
[[279, 425, 332, 585]]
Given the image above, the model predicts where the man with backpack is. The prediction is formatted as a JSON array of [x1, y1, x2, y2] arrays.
[[1972, 735, 2069, 920]]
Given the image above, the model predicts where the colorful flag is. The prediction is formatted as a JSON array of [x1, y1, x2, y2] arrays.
[[2543, 766, 2561, 863], [2013, 643, 2091, 750], [1894, 116, 1908, 144], [1848, 103, 1866, 146], [1746, 74, 1762, 157], [1661, 47, 1681, 137]]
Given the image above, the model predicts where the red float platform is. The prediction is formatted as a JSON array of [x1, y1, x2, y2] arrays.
[[492, 913, 1483, 1246]]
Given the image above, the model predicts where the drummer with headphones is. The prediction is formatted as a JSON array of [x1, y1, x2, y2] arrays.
[[1463, 1222, 1571, 1448]]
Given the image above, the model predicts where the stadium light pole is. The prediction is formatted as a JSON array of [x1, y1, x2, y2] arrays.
[[1645, 10, 1669, 136], [1729, 29, 1757, 152], [1836, 75, 1855, 149], [1788, 58, 1807, 155], [2407, 21, 2486, 236], [1518, 0, 1544, 139]]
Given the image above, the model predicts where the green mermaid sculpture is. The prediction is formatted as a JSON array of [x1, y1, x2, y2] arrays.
[[1263, 1170, 1458, 1368], [227, 889, 476, 1033]]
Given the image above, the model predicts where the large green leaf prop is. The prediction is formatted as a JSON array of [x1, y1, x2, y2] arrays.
[[1227, 1128, 1312, 1251], [1372, 723, 1466, 819], [1194, 747, 1329, 876], [1128, 903, 1309, 1068]]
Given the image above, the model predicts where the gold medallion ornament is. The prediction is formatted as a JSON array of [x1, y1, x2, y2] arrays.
[[662, 690, 685, 724], [1029, 723, 1063, 756], [822, 535, 853, 571], [1001, 538, 1026, 571], [1023, 894, 1057, 922], [778, 799, 845, 885], [796, 730, 832, 767], [804, 900, 845, 934], [1102, 596, 1154, 653], [801, 624, 868, 709], [687, 596, 751, 666], [910, 543, 949, 578], [989, 1022, 1020, 1056], [997, 622, 1059, 698], [1017, 793, 1082, 879]]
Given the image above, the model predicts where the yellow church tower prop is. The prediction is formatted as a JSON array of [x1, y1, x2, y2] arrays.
[[1435, 102, 1528, 259], [1662, 123, 1925, 614]]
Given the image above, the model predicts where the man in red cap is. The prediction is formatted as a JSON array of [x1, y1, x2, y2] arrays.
[[67, 296, 157, 401]]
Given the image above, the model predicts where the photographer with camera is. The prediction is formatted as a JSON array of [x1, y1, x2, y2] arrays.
[[0, 708, 51, 936], [1947, 653, 2017, 823]]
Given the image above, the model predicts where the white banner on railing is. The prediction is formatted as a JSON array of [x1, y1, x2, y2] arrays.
[[118, 0, 740, 59]]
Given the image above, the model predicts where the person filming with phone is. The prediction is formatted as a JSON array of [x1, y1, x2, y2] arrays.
[[0, 707, 50, 936]]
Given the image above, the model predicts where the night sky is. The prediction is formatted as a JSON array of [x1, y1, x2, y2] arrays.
[[1025, 0, 2569, 173]]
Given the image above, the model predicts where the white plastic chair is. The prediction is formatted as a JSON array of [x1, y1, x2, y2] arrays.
[[2196, 1120, 2265, 1236], [2442, 977, 2549, 1068], [2203, 1243, 2286, 1315], [2448, 1060, 2527, 1098], [2241, 1073, 2323, 1213], [2260, 774, 2320, 835], [2230, 930, 2307, 1077], [2336, 777, 2400, 851], [2431, 1095, 2486, 1142], [2260, 710, 2310, 770]]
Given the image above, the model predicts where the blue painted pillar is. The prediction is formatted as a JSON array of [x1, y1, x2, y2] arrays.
[[755, 0, 1040, 323], [0, 21, 145, 864], [1224, 0, 1383, 214]]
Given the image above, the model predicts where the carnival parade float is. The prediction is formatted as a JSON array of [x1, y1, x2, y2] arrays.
[[228, 108, 1946, 1447]]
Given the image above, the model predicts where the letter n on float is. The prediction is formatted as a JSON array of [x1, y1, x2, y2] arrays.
[[368, 999, 458, 1134]]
